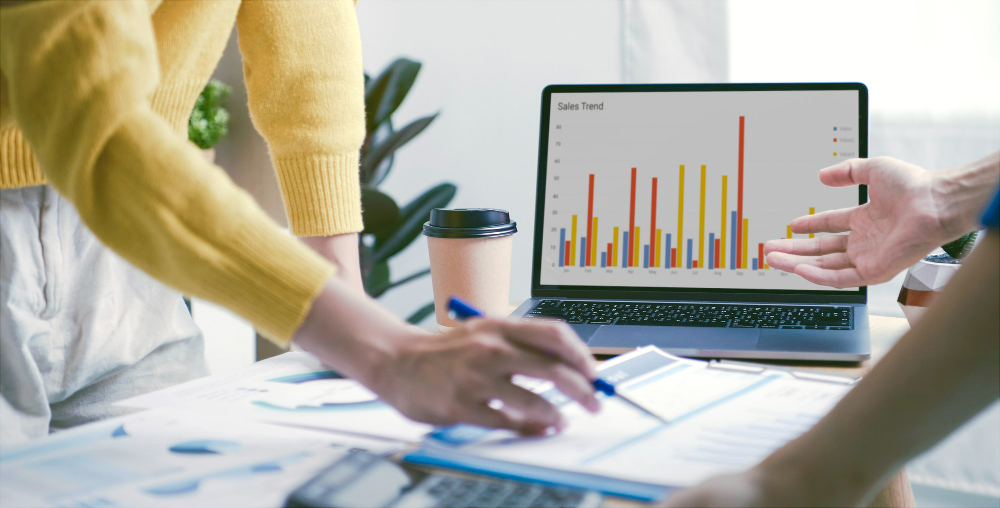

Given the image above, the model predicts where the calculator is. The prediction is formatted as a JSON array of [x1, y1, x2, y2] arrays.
[[285, 449, 602, 508]]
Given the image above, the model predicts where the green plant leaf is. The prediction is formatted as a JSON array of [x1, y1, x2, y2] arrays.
[[360, 118, 394, 185], [361, 186, 400, 236], [361, 113, 439, 187], [367, 268, 431, 298], [188, 80, 232, 149], [363, 260, 391, 295], [941, 231, 978, 259], [406, 302, 436, 325], [373, 183, 456, 262], [365, 58, 421, 133]]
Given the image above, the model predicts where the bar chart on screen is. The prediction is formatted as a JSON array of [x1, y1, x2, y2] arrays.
[[540, 90, 859, 291]]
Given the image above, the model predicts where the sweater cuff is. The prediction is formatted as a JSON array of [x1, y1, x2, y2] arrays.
[[274, 153, 364, 237], [222, 222, 337, 344]]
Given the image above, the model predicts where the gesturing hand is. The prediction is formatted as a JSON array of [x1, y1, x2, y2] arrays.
[[370, 318, 601, 435], [764, 157, 960, 288]]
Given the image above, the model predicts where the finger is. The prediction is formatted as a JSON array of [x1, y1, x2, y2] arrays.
[[503, 353, 600, 412], [498, 320, 598, 378], [763, 236, 848, 256], [794, 264, 867, 288], [492, 382, 567, 432], [458, 401, 557, 436], [791, 207, 854, 234], [766, 252, 852, 272], [818, 158, 871, 187]]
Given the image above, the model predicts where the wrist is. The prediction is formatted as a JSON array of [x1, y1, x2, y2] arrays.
[[300, 233, 365, 294], [291, 277, 419, 385], [934, 155, 1000, 238]]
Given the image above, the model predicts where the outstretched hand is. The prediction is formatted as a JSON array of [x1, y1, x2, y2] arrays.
[[764, 157, 958, 288]]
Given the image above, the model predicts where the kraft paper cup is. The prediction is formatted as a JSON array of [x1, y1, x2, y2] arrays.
[[423, 209, 517, 327]]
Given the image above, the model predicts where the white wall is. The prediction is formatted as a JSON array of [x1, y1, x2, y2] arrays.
[[355, 0, 622, 320]]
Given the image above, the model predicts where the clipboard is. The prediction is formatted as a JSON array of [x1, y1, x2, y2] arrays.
[[406, 346, 860, 501]]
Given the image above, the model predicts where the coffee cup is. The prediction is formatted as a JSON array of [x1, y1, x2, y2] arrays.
[[422, 209, 517, 326]]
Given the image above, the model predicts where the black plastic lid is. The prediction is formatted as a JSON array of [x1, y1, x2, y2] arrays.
[[422, 208, 517, 239]]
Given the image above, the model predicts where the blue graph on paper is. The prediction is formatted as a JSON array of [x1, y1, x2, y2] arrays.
[[143, 454, 306, 497], [249, 371, 387, 413]]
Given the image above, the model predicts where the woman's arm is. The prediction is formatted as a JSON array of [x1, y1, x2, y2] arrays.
[[235, 0, 367, 292], [0, 0, 333, 342], [0, 1, 603, 434], [665, 232, 1000, 507]]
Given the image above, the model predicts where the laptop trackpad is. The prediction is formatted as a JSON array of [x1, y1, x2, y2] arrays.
[[588, 326, 761, 353]]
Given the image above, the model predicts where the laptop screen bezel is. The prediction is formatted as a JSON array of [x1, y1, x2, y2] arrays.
[[531, 83, 868, 304]]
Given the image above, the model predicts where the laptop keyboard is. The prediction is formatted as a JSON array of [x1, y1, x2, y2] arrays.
[[525, 300, 854, 330]]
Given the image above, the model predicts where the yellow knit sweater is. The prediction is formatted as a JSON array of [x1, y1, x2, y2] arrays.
[[0, 0, 365, 343]]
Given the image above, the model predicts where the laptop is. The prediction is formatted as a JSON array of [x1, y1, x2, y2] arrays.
[[510, 83, 870, 361]]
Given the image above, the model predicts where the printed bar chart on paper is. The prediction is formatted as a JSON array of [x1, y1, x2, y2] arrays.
[[541, 90, 859, 291]]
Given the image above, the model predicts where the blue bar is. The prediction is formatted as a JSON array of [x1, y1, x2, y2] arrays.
[[686, 239, 693, 269], [665, 234, 672, 268], [730, 211, 737, 270], [643, 245, 649, 269], [558, 228, 566, 267], [752, 258, 758, 271], [622, 232, 629, 268], [601, 252, 607, 268], [580, 239, 586, 268], [708, 233, 715, 270]]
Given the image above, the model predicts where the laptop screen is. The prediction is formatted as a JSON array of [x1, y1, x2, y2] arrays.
[[533, 84, 866, 298]]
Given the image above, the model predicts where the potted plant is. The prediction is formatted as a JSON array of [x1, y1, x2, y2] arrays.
[[188, 79, 232, 162], [897, 231, 978, 324], [359, 58, 456, 324]]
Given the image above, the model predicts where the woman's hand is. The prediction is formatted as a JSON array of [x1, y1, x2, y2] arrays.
[[369, 318, 600, 435], [293, 278, 600, 435]]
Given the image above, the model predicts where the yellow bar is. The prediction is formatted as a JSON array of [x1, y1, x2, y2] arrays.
[[655, 229, 662, 268], [677, 165, 685, 262], [764, 264, 769, 270], [571, 215, 578, 265], [698, 165, 706, 268], [720, 175, 727, 269], [809, 207, 815, 239], [612, 226, 619, 267], [633, 227, 641, 267], [591, 217, 599, 266], [787, 225, 793, 239], [742, 218, 749, 269]]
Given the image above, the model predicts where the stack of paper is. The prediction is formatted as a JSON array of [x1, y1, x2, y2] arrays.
[[117, 352, 433, 443], [0, 408, 401, 508]]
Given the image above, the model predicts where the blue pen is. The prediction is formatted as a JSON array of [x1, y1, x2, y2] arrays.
[[447, 296, 668, 422]]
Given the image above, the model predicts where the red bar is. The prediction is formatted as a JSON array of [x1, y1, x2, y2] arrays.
[[586, 174, 595, 266], [693, 260, 698, 269], [758, 243, 764, 269], [736, 116, 745, 269], [564, 241, 571, 266], [628, 167, 637, 267], [607, 243, 613, 266], [650, 177, 658, 268], [714, 238, 721, 268], [671, 248, 677, 268]]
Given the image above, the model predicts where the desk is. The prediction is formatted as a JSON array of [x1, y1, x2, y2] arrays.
[[410, 314, 916, 507]]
